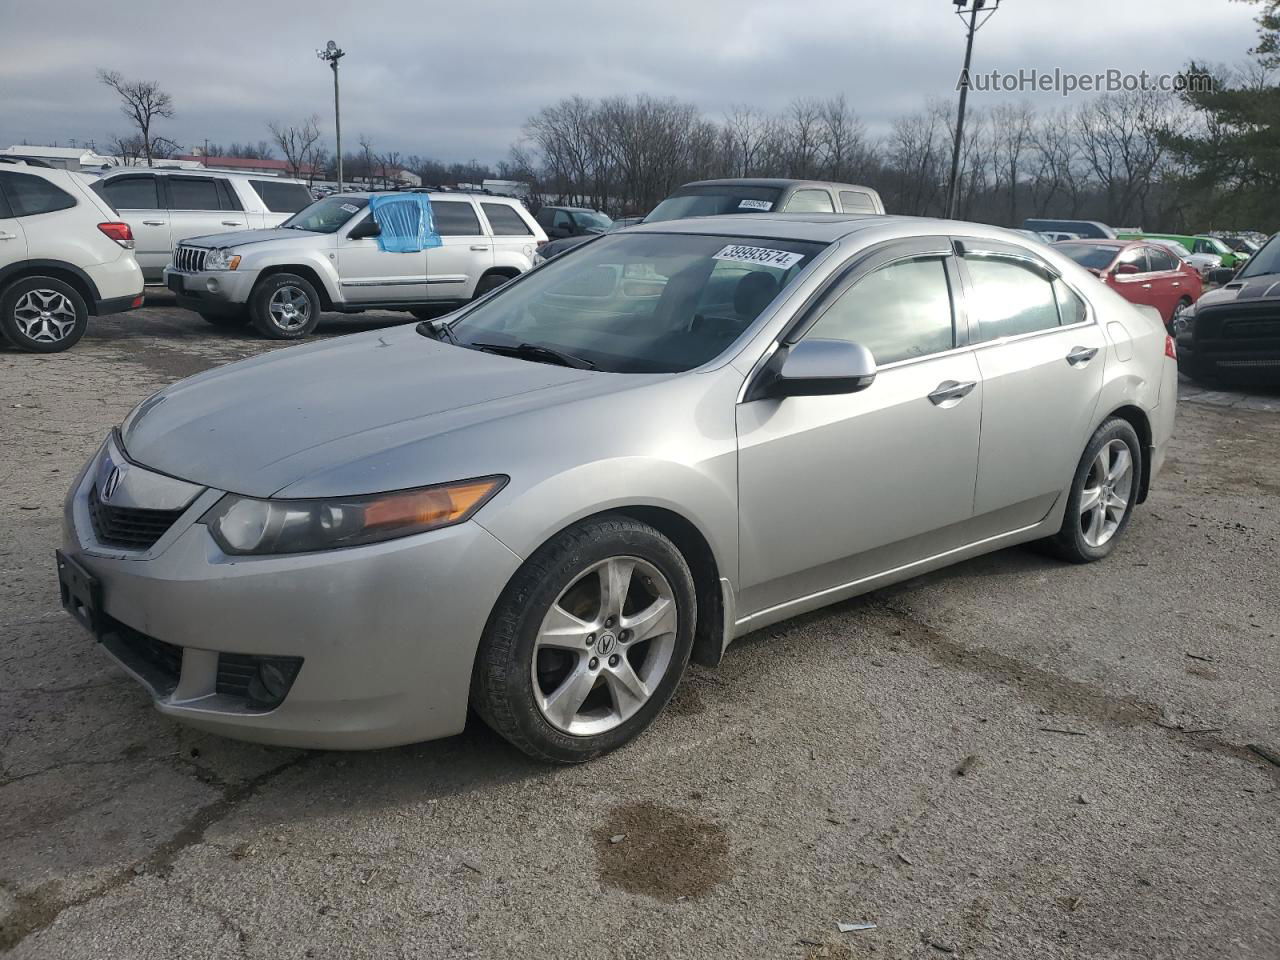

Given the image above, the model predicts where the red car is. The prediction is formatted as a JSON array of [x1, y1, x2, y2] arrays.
[[1056, 239, 1202, 331]]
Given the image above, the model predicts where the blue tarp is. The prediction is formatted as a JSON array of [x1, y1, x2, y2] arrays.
[[368, 193, 442, 253]]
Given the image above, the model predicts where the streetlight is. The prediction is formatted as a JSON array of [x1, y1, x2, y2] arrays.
[[945, 0, 1002, 220], [317, 40, 346, 191]]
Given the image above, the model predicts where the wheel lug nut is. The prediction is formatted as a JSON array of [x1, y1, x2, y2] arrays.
[[589, 657, 599, 670], [619, 630, 630, 642], [586, 634, 595, 646], [608, 654, 620, 667], [605, 617, 615, 627]]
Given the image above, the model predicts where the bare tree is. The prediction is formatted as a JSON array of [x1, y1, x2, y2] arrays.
[[268, 116, 322, 179], [97, 70, 174, 167], [108, 133, 145, 167], [990, 102, 1035, 225]]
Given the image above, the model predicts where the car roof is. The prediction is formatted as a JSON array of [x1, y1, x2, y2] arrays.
[[543, 205, 600, 213], [331, 191, 522, 205], [627, 212, 1039, 245], [678, 178, 876, 192], [100, 167, 308, 186]]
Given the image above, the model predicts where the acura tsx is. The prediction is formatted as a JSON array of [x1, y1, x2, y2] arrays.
[[57, 214, 1178, 762]]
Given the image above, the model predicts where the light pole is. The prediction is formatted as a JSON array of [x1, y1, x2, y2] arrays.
[[317, 40, 346, 191], [945, 0, 1002, 220]]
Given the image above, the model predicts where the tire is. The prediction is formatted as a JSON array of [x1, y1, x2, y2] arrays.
[[472, 273, 511, 300], [1043, 417, 1143, 564], [248, 273, 321, 340], [0, 276, 88, 353], [198, 310, 250, 329], [1170, 296, 1194, 335], [471, 514, 697, 763]]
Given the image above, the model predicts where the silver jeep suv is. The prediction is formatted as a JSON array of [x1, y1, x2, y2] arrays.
[[163, 192, 546, 339]]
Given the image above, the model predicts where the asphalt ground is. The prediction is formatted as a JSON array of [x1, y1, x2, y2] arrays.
[[2, 293, 1278, 959]]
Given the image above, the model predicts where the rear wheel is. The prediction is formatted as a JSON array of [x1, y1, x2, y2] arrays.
[[472, 273, 511, 300], [0, 277, 88, 353], [249, 274, 320, 340], [1043, 418, 1142, 564], [472, 515, 696, 763]]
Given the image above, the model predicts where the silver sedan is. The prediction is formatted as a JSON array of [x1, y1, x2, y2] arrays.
[[58, 214, 1178, 762]]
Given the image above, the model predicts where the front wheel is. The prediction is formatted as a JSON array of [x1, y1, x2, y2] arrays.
[[1043, 418, 1142, 563], [472, 515, 696, 763], [249, 274, 321, 340], [1170, 297, 1194, 335]]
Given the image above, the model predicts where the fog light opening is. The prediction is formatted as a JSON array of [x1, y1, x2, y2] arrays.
[[245, 657, 302, 710]]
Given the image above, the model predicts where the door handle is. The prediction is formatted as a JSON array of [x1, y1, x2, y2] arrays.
[[0, 232, 16, 240], [1172, 281, 1181, 287], [1066, 346, 1099, 366], [1141, 283, 1152, 289], [927, 380, 976, 407], [470, 244, 489, 251], [142, 220, 165, 226], [221, 220, 243, 226]]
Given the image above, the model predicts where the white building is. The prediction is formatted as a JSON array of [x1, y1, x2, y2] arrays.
[[1, 145, 118, 171]]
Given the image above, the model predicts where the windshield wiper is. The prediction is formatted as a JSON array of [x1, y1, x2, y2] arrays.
[[468, 341, 596, 370], [415, 318, 458, 343]]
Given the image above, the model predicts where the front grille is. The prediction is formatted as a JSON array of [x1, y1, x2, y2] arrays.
[[1218, 358, 1280, 368], [1222, 319, 1280, 340], [174, 245, 207, 273], [88, 484, 185, 550]]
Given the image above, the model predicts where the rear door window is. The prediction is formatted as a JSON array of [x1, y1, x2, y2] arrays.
[[167, 176, 223, 211], [481, 203, 533, 236], [0, 172, 77, 216], [250, 179, 313, 213], [431, 200, 483, 236], [96, 175, 160, 211], [964, 256, 1062, 342], [784, 189, 835, 213]]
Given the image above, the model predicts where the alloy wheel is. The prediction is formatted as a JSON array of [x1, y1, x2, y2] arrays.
[[268, 286, 312, 330], [13, 289, 77, 344], [531, 556, 678, 737], [1079, 438, 1134, 548]]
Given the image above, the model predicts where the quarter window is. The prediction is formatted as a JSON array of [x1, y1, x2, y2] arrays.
[[0, 172, 77, 217], [965, 256, 1062, 342], [482, 203, 533, 236], [785, 189, 835, 213], [805, 257, 955, 365], [1054, 280, 1088, 326], [430, 200, 482, 236], [97, 176, 159, 210], [167, 176, 222, 211], [839, 190, 877, 214]]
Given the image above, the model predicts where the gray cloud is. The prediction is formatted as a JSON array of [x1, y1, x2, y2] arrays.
[[0, 0, 1262, 162]]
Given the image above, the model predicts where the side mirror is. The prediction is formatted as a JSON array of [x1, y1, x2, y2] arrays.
[[1114, 263, 1140, 276], [347, 217, 381, 240], [759, 339, 878, 400]]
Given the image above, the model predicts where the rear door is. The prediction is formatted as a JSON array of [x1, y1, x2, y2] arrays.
[[426, 198, 492, 301], [0, 181, 28, 270], [94, 173, 169, 281], [957, 240, 1106, 532], [165, 174, 246, 246], [479, 201, 537, 272], [1143, 246, 1186, 323], [1108, 246, 1160, 313]]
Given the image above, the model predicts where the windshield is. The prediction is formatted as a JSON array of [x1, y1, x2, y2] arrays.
[[281, 195, 369, 234], [1199, 237, 1232, 256], [447, 232, 824, 373], [575, 210, 613, 231], [1057, 243, 1120, 271], [1237, 234, 1280, 279], [645, 186, 783, 223]]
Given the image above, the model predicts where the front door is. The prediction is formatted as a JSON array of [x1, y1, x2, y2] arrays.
[[736, 242, 983, 618], [336, 211, 427, 302], [957, 245, 1106, 531], [427, 199, 492, 302]]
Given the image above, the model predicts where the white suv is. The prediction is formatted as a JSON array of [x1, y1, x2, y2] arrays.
[[92, 169, 313, 284], [163, 192, 547, 339], [0, 163, 144, 352]]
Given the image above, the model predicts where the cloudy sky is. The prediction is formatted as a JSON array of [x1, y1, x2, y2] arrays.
[[0, 0, 1264, 163]]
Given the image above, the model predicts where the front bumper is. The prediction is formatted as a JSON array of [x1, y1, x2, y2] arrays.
[[163, 266, 258, 309], [60, 437, 522, 749]]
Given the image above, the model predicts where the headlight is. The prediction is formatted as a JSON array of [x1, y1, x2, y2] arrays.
[[204, 247, 241, 271], [202, 476, 507, 555]]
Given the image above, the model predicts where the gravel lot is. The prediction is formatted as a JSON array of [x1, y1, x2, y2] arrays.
[[2, 295, 1278, 959]]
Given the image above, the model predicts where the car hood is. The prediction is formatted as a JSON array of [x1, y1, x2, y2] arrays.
[[121, 325, 601, 498], [181, 228, 311, 249], [1196, 273, 1280, 311]]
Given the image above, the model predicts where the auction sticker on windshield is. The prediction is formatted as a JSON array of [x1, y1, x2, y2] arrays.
[[714, 244, 805, 269], [738, 199, 772, 211], [341, 203, 360, 213]]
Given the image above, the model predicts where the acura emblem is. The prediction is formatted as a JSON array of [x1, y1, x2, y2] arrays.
[[102, 466, 122, 501]]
